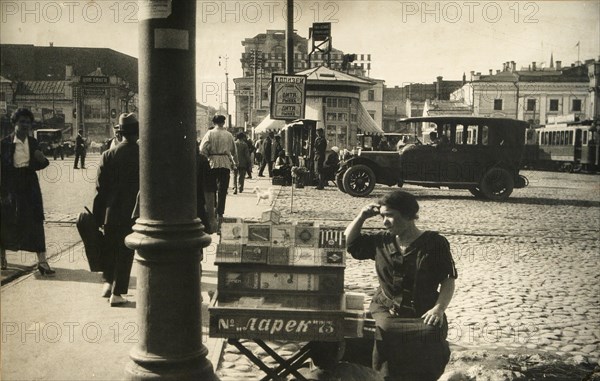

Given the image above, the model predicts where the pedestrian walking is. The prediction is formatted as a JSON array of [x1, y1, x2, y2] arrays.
[[245, 136, 255, 179], [0, 108, 55, 275], [258, 133, 272, 177], [345, 190, 457, 381], [254, 135, 264, 166], [92, 113, 140, 306], [199, 114, 238, 231], [196, 146, 214, 233], [74, 129, 87, 169], [314, 127, 327, 190], [233, 132, 251, 194]]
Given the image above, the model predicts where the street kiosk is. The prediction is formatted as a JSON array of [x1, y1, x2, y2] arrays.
[[209, 210, 368, 380]]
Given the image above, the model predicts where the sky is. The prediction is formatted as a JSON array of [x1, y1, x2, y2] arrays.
[[1, 0, 599, 110]]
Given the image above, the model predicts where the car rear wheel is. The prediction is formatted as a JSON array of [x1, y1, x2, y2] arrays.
[[342, 164, 376, 197], [479, 168, 514, 201], [335, 170, 346, 193]]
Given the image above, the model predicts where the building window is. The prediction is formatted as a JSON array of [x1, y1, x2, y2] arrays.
[[367, 90, 375, 101], [526, 99, 536, 111], [572, 99, 582, 112], [326, 97, 349, 109], [84, 99, 107, 120], [326, 125, 348, 148], [368, 112, 375, 120], [549, 99, 559, 111], [493, 99, 503, 111]]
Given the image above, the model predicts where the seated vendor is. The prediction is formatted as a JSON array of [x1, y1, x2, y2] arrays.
[[272, 150, 292, 183]]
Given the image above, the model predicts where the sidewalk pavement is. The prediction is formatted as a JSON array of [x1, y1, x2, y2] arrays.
[[1, 175, 280, 381]]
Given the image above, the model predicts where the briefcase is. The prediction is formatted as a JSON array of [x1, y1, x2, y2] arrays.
[[76, 208, 104, 272]]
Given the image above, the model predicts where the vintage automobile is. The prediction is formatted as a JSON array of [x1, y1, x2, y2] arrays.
[[336, 116, 530, 201], [33, 129, 69, 159]]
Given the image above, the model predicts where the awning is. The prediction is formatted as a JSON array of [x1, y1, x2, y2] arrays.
[[357, 101, 384, 135], [254, 115, 286, 134]]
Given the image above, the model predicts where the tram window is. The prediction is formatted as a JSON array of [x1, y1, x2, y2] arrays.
[[542, 132, 546, 145], [481, 125, 489, 145], [455, 124, 472, 144], [553, 132, 560, 145], [568, 131, 573, 145], [560, 131, 565, 145], [583, 131, 588, 145]]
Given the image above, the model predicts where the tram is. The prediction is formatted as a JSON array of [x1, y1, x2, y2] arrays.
[[523, 120, 599, 172]]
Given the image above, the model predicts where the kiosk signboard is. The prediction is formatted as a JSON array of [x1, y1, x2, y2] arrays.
[[270, 74, 306, 120]]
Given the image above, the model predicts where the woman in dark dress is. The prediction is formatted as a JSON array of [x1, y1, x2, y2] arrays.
[[0, 108, 55, 275], [345, 190, 457, 381]]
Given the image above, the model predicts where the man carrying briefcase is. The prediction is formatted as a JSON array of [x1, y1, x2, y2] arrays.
[[92, 113, 140, 307]]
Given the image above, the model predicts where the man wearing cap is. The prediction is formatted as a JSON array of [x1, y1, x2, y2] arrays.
[[74, 129, 87, 169], [314, 127, 327, 190], [93, 113, 140, 306]]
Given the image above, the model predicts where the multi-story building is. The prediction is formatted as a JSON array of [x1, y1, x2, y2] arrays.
[[234, 30, 374, 129], [452, 59, 596, 126]]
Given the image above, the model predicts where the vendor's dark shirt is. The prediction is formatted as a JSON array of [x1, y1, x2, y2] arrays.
[[347, 230, 457, 315]]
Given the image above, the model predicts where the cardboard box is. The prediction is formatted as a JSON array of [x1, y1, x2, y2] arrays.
[[294, 226, 319, 247], [241, 245, 269, 264], [215, 243, 242, 263], [271, 225, 293, 246], [318, 227, 346, 248], [247, 224, 272, 246], [268, 247, 290, 265]]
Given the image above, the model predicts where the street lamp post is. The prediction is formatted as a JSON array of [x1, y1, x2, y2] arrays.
[[219, 55, 229, 126], [125, 1, 217, 380]]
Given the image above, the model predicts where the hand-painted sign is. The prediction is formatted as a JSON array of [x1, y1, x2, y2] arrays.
[[270, 74, 306, 120]]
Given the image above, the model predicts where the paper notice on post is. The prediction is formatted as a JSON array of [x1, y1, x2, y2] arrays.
[[139, 0, 172, 20]]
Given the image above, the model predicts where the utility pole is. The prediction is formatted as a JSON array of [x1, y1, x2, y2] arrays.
[[253, 49, 258, 110], [286, 0, 294, 75], [125, 1, 217, 380]]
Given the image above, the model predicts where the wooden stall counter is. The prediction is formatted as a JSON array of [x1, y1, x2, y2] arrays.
[[208, 213, 369, 380]]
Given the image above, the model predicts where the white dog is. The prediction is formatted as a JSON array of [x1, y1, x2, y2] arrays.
[[253, 187, 275, 205]]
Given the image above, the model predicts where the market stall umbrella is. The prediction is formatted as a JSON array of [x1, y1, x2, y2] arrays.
[[254, 115, 286, 135]]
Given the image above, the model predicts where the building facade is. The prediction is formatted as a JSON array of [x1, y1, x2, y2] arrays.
[[451, 59, 596, 126]]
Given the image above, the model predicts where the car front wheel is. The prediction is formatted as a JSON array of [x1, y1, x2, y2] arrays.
[[335, 170, 346, 193], [342, 164, 376, 197], [479, 168, 514, 201]]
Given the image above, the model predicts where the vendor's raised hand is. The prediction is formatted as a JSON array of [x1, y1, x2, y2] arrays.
[[360, 203, 380, 219], [422, 306, 444, 326]]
